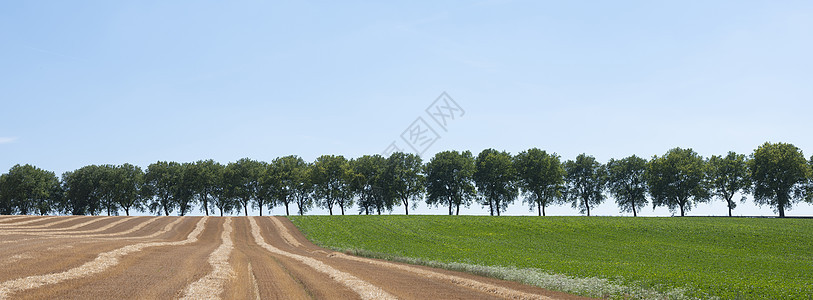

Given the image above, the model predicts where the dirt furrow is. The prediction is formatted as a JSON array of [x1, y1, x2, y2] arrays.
[[0, 216, 32, 223], [0, 217, 186, 271], [0, 217, 208, 299], [0, 216, 58, 227], [225, 217, 353, 300], [180, 217, 234, 300], [0, 216, 108, 233], [15, 217, 223, 300], [266, 217, 585, 300], [248, 217, 396, 300]]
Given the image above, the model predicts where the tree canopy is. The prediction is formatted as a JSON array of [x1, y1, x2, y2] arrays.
[[706, 152, 751, 217], [748, 142, 811, 217], [473, 149, 518, 216], [605, 155, 648, 217], [564, 154, 605, 216], [513, 148, 565, 216], [647, 148, 710, 216], [425, 150, 476, 215]]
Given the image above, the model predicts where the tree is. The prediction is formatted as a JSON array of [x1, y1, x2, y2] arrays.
[[145, 161, 179, 216], [113, 163, 146, 216], [564, 154, 606, 216], [473, 149, 518, 216], [267, 155, 310, 216], [513, 148, 565, 216], [0, 164, 60, 215], [383, 152, 424, 215], [210, 167, 235, 217], [97, 164, 120, 216], [424, 150, 476, 215], [61, 165, 104, 216], [189, 159, 224, 216], [647, 148, 709, 216], [706, 152, 751, 217], [350, 155, 391, 215], [312, 155, 353, 215], [748, 142, 811, 217], [292, 160, 314, 216], [224, 158, 264, 216], [605, 155, 648, 217], [172, 162, 198, 216]]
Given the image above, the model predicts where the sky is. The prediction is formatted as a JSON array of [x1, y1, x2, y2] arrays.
[[1, 1, 812, 216]]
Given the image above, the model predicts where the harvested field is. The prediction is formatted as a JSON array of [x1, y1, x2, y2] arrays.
[[0, 216, 582, 299]]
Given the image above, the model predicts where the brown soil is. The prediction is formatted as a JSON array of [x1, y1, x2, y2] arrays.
[[0, 216, 592, 300]]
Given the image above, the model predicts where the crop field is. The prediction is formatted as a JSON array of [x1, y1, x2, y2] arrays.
[[0, 215, 580, 300], [289, 216, 813, 299]]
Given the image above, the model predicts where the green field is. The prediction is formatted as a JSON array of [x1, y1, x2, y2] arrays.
[[289, 216, 812, 299]]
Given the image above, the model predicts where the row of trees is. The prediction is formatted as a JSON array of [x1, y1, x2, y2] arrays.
[[1, 142, 812, 217]]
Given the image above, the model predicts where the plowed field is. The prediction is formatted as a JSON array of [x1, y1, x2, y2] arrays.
[[0, 216, 582, 300]]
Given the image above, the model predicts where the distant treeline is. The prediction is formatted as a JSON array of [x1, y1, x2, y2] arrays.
[[1, 142, 811, 217]]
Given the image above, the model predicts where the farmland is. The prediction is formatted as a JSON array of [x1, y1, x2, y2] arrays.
[[0, 215, 580, 299], [289, 215, 813, 299]]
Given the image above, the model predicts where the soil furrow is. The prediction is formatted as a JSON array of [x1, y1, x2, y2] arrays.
[[248, 217, 396, 300], [14, 217, 222, 300], [0, 217, 208, 299], [180, 217, 234, 299]]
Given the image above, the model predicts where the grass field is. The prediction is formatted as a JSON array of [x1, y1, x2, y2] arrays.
[[289, 215, 813, 299]]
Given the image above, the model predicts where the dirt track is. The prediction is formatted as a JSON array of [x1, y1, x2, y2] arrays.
[[0, 215, 587, 300]]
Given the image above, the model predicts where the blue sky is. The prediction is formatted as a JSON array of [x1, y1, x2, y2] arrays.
[[2, 1, 812, 216]]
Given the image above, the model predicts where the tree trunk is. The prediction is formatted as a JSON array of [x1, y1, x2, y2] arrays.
[[244, 203, 248, 216], [259, 202, 263, 216], [632, 203, 637, 217], [404, 200, 409, 215], [489, 200, 494, 216], [585, 199, 591, 217], [679, 204, 685, 217], [456, 203, 460, 215], [542, 204, 546, 217], [340, 205, 345, 215], [125, 207, 130, 216], [204, 198, 209, 216], [220, 208, 224, 217], [537, 201, 542, 216], [285, 203, 290, 216], [448, 200, 453, 215], [778, 201, 785, 218]]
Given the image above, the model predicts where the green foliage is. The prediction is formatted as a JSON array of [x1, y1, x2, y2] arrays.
[[424, 150, 476, 215], [188, 159, 225, 216], [267, 155, 310, 216], [647, 148, 709, 216], [290, 215, 813, 299], [706, 152, 751, 217], [350, 154, 391, 215], [513, 148, 565, 216], [61, 165, 105, 215], [473, 149, 518, 216], [605, 155, 648, 217], [110, 163, 146, 216], [144, 161, 180, 216], [383, 152, 424, 215], [748, 142, 811, 217], [0, 164, 60, 215], [224, 158, 266, 216], [312, 155, 353, 215], [564, 154, 605, 216]]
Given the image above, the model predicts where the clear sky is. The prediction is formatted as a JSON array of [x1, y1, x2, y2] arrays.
[[2, 1, 812, 216]]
